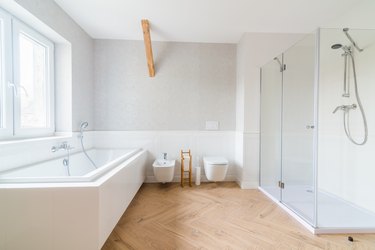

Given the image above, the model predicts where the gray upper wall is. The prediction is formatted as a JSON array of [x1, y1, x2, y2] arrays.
[[15, 0, 94, 132], [94, 40, 236, 131], [12, 1, 236, 132]]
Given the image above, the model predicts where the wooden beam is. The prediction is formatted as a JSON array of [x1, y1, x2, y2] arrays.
[[141, 19, 155, 77]]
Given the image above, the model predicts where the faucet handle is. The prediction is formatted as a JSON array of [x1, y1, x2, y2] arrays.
[[162, 153, 168, 160]]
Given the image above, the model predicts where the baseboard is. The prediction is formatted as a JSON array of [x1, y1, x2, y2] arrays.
[[145, 174, 237, 184], [238, 181, 258, 189], [235, 178, 242, 188]]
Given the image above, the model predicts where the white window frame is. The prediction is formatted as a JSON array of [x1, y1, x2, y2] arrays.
[[0, 8, 13, 138], [0, 8, 55, 140], [12, 19, 55, 138]]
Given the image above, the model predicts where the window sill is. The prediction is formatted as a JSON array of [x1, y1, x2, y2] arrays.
[[0, 132, 73, 146]]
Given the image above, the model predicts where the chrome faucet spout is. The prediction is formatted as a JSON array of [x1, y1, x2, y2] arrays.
[[333, 105, 343, 114], [333, 104, 357, 114]]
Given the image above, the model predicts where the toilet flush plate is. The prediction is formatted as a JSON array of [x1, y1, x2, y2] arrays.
[[205, 121, 219, 130]]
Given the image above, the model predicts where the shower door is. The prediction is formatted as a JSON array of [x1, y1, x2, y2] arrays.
[[259, 55, 283, 201], [281, 33, 316, 224]]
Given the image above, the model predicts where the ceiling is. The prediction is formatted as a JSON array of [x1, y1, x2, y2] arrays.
[[54, 0, 363, 43]]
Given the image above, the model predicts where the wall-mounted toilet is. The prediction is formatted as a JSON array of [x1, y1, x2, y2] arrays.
[[153, 159, 175, 183], [203, 157, 228, 182]]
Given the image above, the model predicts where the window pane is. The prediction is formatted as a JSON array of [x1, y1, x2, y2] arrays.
[[19, 33, 48, 128]]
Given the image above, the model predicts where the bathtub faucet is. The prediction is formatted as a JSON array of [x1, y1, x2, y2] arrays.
[[51, 141, 74, 152], [51, 142, 74, 176]]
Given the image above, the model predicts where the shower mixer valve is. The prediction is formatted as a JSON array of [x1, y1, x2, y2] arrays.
[[332, 104, 357, 114]]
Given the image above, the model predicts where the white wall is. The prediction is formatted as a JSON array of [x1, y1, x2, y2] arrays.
[[93, 40, 237, 182], [315, 0, 375, 213], [0, 133, 94, 173], [14, 0, 94, 132], [318, 28, 375, 212], [0, 130, 235, 183], [324, 0, 375, 30], [93, 131, 236, 182], [94, 40, 236, 131], [235, 33, 304, 188]]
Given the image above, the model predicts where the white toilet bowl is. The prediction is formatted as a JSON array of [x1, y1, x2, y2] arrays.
[[153, 159, 175, 183], [203, 157, 228, 182]]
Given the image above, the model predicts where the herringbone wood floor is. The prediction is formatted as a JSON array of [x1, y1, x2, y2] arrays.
[[102, 182, 375, 250]]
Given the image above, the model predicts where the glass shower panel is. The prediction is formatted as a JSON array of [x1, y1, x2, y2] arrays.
[[318, 28, 375, 228], [260, 55, 283, 201], [282, 34, 316, 224]]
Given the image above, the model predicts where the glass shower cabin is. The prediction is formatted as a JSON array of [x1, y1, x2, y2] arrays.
[[260, 28, 375, 233]]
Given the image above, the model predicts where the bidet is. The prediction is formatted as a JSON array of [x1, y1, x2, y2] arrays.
[[153, 159, 175, 183]]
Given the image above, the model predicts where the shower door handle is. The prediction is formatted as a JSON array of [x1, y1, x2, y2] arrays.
[[306, 125, 315, 129]]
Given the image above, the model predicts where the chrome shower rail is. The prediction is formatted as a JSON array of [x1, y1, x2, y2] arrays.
[[343, 28, 364, 52]]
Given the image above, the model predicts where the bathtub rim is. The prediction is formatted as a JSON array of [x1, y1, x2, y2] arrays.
[[0, 149, 146, 188]]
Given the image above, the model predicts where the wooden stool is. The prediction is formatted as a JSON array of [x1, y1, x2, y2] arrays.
[[180, 149, 192, 187]]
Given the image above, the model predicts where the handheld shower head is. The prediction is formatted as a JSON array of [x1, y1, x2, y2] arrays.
[[80, 122, 88, 130], [78, 121, 97, 168], [79, 122, 89, 138]]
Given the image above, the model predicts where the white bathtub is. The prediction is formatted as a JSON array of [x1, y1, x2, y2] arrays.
[[0, 148, 140, 183], [0, 148, 147, 250]]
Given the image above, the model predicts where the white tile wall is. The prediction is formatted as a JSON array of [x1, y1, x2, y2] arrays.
[[93, 131, 237, 182], [235, 132, 260, 189], [0, 132, 94, 172], [318, 29, 375, 213]]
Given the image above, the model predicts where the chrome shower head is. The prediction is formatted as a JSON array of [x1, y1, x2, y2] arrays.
[[331, 44, 343, 49], [331, 43, 352, 55]]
